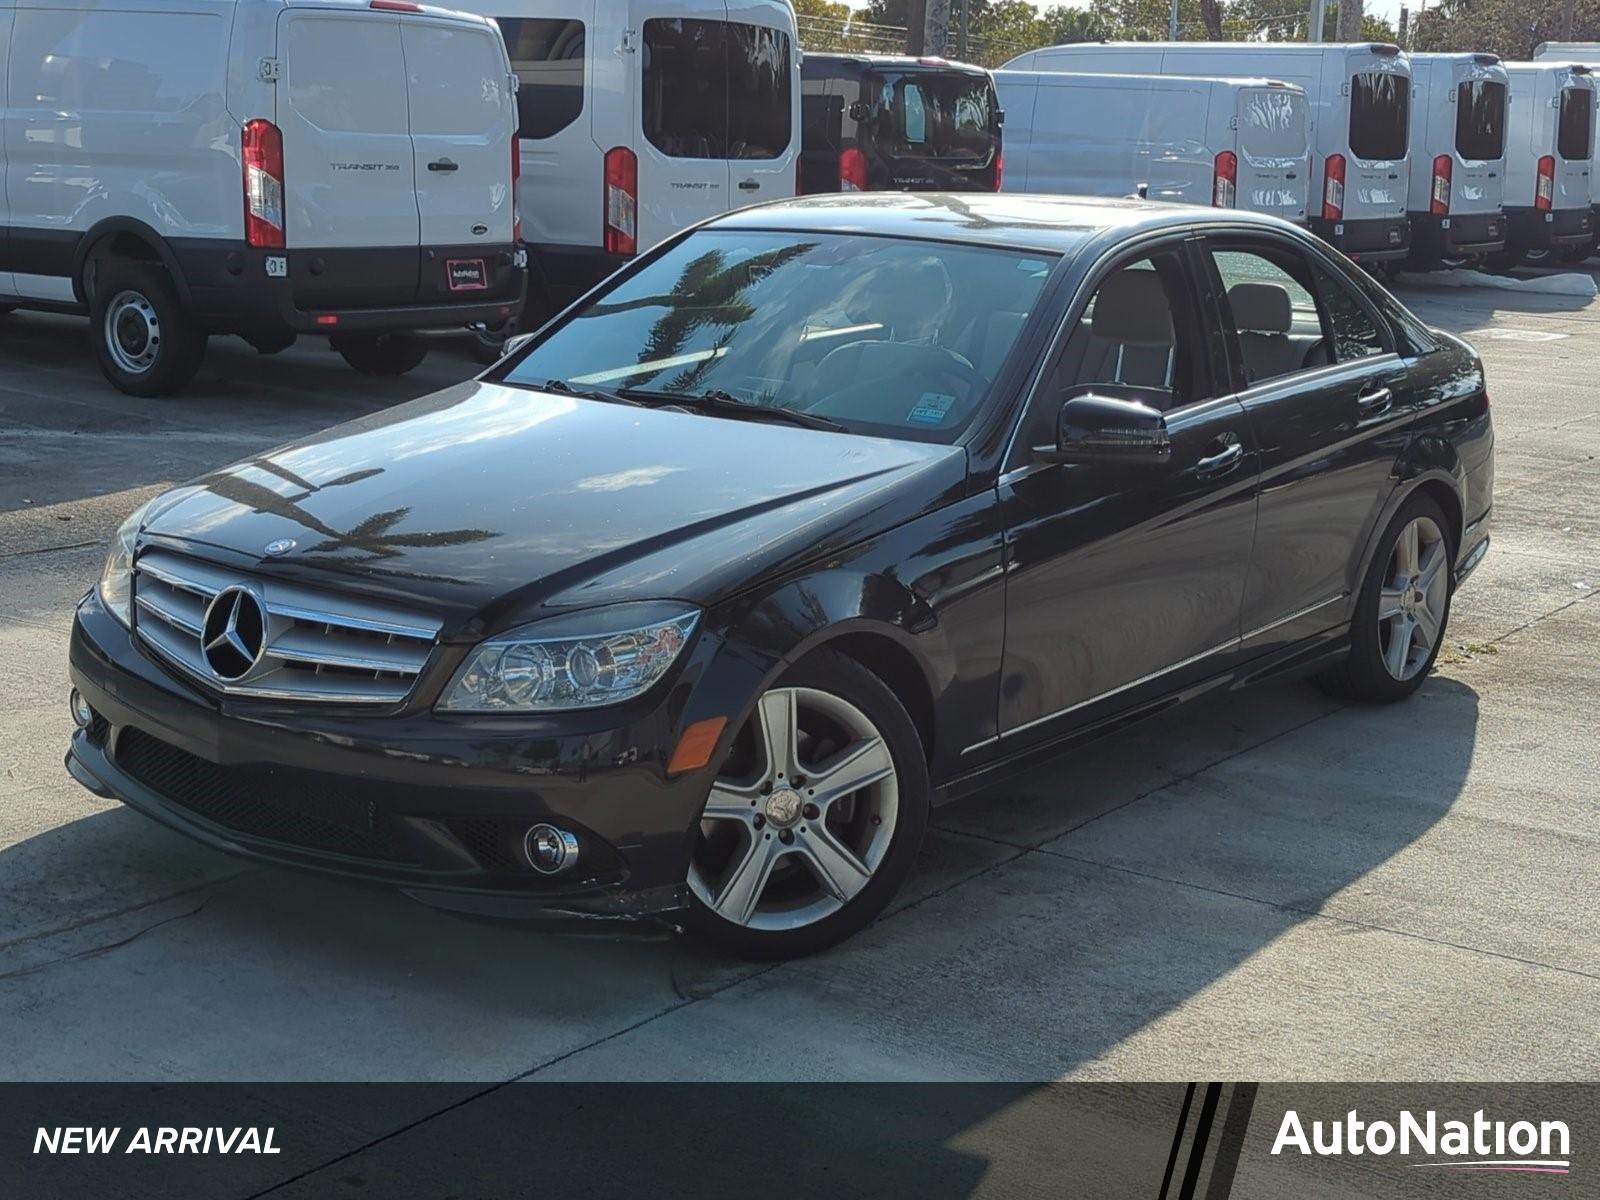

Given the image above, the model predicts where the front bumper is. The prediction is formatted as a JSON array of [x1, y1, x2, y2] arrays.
[[1310, 215, 1412, 263], [1504, 206, 1594, 252], [64, 590, 741, 921]]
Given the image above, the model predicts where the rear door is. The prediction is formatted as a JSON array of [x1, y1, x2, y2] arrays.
[[1555, 81, 1594, 210], [277, 6, 419, 253], [1235, 86, 1310, 224], [1452, 68, 1507, 215], [1344, 62, 1410, 223], [724, 2, 796, 203], [399, 15, 515, 248], [858, 67, 1000, 191], [637, 12, 733, 250]]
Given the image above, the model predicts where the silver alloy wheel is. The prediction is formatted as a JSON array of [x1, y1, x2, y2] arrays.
[[687, 686, 899, 932], [1378, 514, 1449, 681], [104, 290, 161, 375]]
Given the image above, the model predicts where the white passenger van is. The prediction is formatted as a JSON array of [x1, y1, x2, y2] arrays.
[[1535, 42, 1600, 259], [995, 71, 1309, 225], [450, 0, 800, 333], [1004, 42, 1413, 265], [1500, 62, 1595, 263], [0, 0, 523, 395], [1404, 53, 1510, 267]]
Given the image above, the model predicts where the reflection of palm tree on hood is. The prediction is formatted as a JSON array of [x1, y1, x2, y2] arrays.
[[614, 243, 815, 392]]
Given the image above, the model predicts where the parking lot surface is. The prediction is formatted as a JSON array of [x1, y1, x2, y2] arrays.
[[1, 280, 1596, 1084]]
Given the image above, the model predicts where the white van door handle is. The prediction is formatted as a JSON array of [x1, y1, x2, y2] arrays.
[[738, 179, 760, 191], [428, 158, 459, 173]]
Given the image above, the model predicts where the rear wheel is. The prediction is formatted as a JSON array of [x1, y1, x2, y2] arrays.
[[1314, 494, 1454, 704], [89, 262, 206, 397], [331, 332, 429, 376], [684, 650, 929, 959]]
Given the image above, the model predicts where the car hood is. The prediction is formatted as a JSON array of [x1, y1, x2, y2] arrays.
[[141, 381, 967, 637]]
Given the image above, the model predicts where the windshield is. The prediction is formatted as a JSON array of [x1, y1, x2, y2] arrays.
[[502, 230, 1055, 442], [1348, 71, 1409, 161], [865, 71, 998, 161], [1455, 79, 1506, 160]]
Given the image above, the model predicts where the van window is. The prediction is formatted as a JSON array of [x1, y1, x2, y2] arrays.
[[1558, 86, 1594, 161], [286, 16, 409, 135], [1455, 79, 1506, 161], [1240, 90, 1307, 160], [498, 18, 585, 140], [866, 71, 997, 161], [1348, 72, 1408, 161], [644, 20, 792, 160]]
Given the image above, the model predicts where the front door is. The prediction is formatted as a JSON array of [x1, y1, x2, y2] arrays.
[[1198, 235, 1421, 654], [996, 240, 1260, 739]]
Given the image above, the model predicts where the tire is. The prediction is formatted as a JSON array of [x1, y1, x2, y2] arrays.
[[1520, 247, 1554, 268], [683, 649, 930, 959], [1314, 494, 1455, 704], [89, 261, 206, 397], [331, 332, 429, 376]]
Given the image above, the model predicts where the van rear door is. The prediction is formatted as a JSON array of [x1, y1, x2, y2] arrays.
[[277, 5, 420, 303], [1554, 81, 1595, 209], [1451, 68, 1507, 215], [1343, 65, 1409, 222], [724, 0, 797, 203], [856, 66, 1001, 191], [399, 15, 515, 247], [637, 11, 735, 250], [1234, 85, 1310, 223]]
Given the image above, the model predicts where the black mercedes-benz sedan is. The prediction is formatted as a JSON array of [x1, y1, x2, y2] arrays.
[[66, 195, 1493, 959]]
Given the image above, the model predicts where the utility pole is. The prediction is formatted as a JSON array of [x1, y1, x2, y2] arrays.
[[1169, 0, 1180, 41], [1335, 0, 1364, 40], [1563, 0, 1577, 40], [958, 0, 969, 59], [1308, 0, 1327, 42]]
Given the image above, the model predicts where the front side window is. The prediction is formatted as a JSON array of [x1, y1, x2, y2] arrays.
[[1558, 86, 1594, 161], [498, 18, 585, 140], [1456, 79, 1506, 161], [1349, 71, 1409, 161], [1209, 249, 1324, 387], [502, 230, 1057, 442], [643, 20, 791, 160]]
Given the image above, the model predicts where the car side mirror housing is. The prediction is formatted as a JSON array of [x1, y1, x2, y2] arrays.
[[1037, 392, 1172, 466]]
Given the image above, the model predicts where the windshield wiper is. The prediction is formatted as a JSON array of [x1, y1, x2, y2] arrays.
[[526, 378, 644, 407], [620, 387, 845, 432]]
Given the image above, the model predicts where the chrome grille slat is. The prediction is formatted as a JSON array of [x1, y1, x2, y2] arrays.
[[132, 549, 441, 705]]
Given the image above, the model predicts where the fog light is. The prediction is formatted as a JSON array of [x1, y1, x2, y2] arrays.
[[69, 689, 94, 729], [525, 824, 579, 875]]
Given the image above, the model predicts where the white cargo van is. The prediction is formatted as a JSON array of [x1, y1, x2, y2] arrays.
[[1535, 42, 1600, 259], [450, 0, 800, 334], [0, 0, 524, 395], [1404, 53, 1510, 267], [995, 71, 1309, 225], [1500, 62, 1595, 263], [1004, 42, 1413, 265]]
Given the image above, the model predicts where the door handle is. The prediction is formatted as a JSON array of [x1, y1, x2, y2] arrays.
[[1357, 386, 1393, 417], [1195, 441, 1245, 477], [428, 159, 459, 173], [738, 179, 760, 191]]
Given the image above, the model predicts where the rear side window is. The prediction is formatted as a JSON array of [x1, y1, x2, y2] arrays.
[[406, 24, 509, 137], [1313, 264, 1389, 362], [1558, 86, 1594, 161], [1348, 71, 1408, 161], [498, 18, 585, 140], [1455, 79, 1506, 160], [643, 20, 792, 160], [1239, 89, 1308, 160], [865, 71, 998, 161], [285, 16, 409, 134]]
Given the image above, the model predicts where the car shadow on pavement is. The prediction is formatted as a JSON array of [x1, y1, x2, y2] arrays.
[[0, 674, 1480, 1085]]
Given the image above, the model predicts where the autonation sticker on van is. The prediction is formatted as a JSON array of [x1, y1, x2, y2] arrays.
[[1273, 1108, 1571, 1174]]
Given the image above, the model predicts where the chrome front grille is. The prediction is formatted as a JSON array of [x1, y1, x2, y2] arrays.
[[133, 549, 442, 705]]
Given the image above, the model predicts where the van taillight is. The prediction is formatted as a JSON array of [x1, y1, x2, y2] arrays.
[[838, 147, 867, 192], [603, 146, 637, 256], [242, 119, 285, 249], [1322, 153, 1346, 222], [1430, 155, 1452, 216], [511, 138, 523, 243], [1213, 150, 1238, 208], [1535, 155, 1555, 210], [991, 151, 1004, 192]]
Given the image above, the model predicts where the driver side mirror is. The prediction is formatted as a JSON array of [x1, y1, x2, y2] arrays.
[[1036, 392, 1171, 466]]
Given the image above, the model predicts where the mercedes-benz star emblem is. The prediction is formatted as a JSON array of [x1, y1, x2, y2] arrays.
[[264, 538, 296, 556], [201, 586, 267, 681]]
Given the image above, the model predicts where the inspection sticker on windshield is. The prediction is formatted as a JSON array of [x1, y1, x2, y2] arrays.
[[908, 392, 956, 425]]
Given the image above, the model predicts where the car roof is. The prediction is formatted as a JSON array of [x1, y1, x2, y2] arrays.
[[709, 193, 1304, 255]]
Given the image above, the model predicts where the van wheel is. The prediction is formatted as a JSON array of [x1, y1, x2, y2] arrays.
[[90, 263, 206, 397], [331, 333, 429, 376]]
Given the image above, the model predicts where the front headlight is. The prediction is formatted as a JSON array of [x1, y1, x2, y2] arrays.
[[98, 500, 151, 627], [439, 602, 700, 713]]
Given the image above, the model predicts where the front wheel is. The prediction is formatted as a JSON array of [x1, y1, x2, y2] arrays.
[[331, 332, 429, 376], [1314, 495, 1454, 704], [684, 650, 929, 959]]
